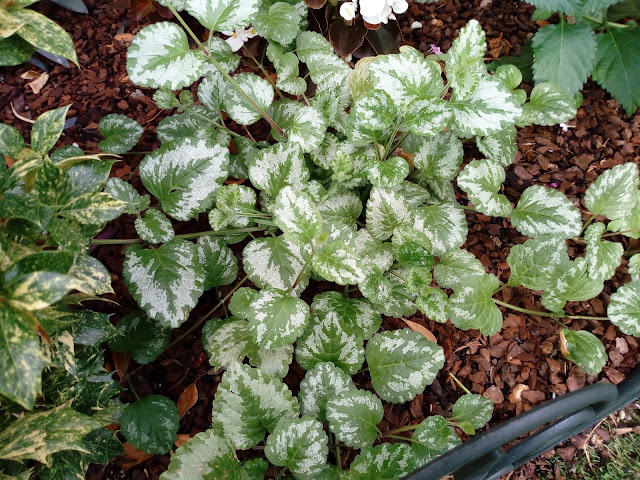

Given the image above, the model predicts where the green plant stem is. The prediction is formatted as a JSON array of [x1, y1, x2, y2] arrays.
[[579, 213, 596, 237], [91, 226, 265, 245], [127, 378, 142, 402], [165, 1, 286, 138], [380, 424, 420, 437], [449, 372, 472, 395], [492, 298, 609, 321], [386, 434, 417, 443], [242, 45, 285, 100], [389, 131, 410, 154], [286, 250, 315, 295], [602, 227, 640, 238]]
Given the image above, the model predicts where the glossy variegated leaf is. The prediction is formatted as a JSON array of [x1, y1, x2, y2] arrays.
[[64, 158, 116, 197], [541, 258, 604, 313], [30, 105, 71, 156], [317, 187, 363, 223], [511, 185, 582, 238], [266, 42, 306, 95], [13, 9, 77, 65], [507, 235, 570, 290], [104, 178, 150, 214], [585, 162, 639, 220], [98, 114, 143, 154], [433, 249, 485, 290], [416, 286, 449, 323], [0, 304, 48, 409], [299, 362, 355, 421], [351, 89, 396, 131], [242, 236, 310, 294], [160, 429, 245, 480], [254, 2, 301, 44], [212, 363, 299, 449], [519, 82, 577, 126], [405, 97, 452, 136], [0, 34, 36, 66], [311, 292, 381, 339], [476, 126, 517, 166], [108, 311, 171, 364], [585, 222, 623, 281], [608, 281, 640, 336], [273, 186, 322, 242], [348, 443, 417, 479], [34, 156, 71, 206], [265, 416, 329, 478], [68, 254, 113, 296], [368, 46, 443, 109], [406, 132, 463, 182], [196, 236, 237, 290], [366, 329, 445, 403], [366, 186, 413, 240], [457, 159, 512, 216], [139, 137, 229, 221], [296, 31, 350, 91], [123, 240, 205, 328], [326, 390, 383, 449], [135, 208, 174, 244], [247, 142, 308, 197], [0, 123, 24, 158], [271, 101, 327, 153], [447, 19, 486, 98], [60, 192, 127, 225], [413, 203, 468, 256], [313, 242, 365, 286], [0, 9, 24, 38], [221, 72, 274, 125], [412, 416, 461, 467], [183, 0, 260, 31], [630, 255, 640, 282], [247, 289, 310, 349], [452, 394, 493, 431], [367, 157, 409, 188], [126, 22, 204, 90], [296, 314, 364, 375], [121, 395, 179, 454], [6, 271, 78, 311], [70, 310, 121, 346], [449, 273, 502, 335], [560, 328, 607, 375]]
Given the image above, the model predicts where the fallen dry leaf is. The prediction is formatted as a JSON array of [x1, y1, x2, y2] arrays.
[[174, 433, 193, 448], [112, 351, 131, 379], [177, 382, 198, 418], [121, 442, 153, 470], [401, 318, 437, 343], [21, 70, 49, 94], [508, 384, 530, 404]]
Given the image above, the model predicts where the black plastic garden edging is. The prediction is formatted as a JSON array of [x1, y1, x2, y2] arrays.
[[405, 367, 640, 480]]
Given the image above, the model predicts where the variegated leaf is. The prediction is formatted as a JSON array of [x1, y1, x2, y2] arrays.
[[109, 311, 171, 365], [104, 178, 150, 215], [351, 89, 396, 131], [247, 289, 310, 349], [60, 192, 127, 225], [6, 271, 78, 311], [254, 2, 301, 44], [560, 328, 607, 375], [367, 156, 410, 188], [607, 190, 640, 239], [630, 255, 640, 282], [0, 34, 36, 66], [212, 363, 299, 449], [412, 416, 461, 467], [271, 100, 327, 152], [31, 105, 71, 156], [493, 64, 523, 90], [326, 390, 383, 449], [353, 228, 395, 273], [311, 291, 381, 339], [457, 159, 512, 216], [123, 240, 205, 328], [121, 395, 179, 454], [183, 0, 260, 32], [13, 9, 77, 65], [519, 82, 577, 126], [608, 281, 640, 336], [507, 235, 570, 290], [273, 186, 322, 242], [511, 185, 582, 238], [126, 22, 204, 90], [413, 203, 468, 256], [265, 416, 329, 478], [134, 208, 175, 244], [299, 362, 355, 422], [139, 137, 229, 221], [366, 186, 413, 241], [447, 19, 487, 98], [296, 31, 350, 91], [433, 249, 485, 290], [416, 286, 449, 323], [452, 393, 493, 431], [313, 242, 365, 286], [266, 42, 306, 96], [585, 222, 623, 281], [248, 341, 293, 378], [196, 236, 237, 290], [366, 329, 445, 403], [98, 114, 143, 154], [477, 126, 517, 166], [318, 187, 363, 222], [202, 36, 240, 74], [541, 258, 603, 313], [369, 272, 418, 318], [405, 97, 452, 136], [349, 443, 417, 479], [406, 131, 463, 181], [221, 72, 274, 125], [0, 9, 24, 38], [229, 287, 257, 319], [585, 162, 639, 220], [0, 123, 25, 158], [216, 183, 257, 227], [157, 106, 228, 144], [68, 254, 114, 295], [449, 273, 503, 335], [247, 141, 308, 197]]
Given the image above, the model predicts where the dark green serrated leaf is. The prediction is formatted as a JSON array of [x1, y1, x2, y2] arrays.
[[412, 415, 461, 467], [121, 395, 179, 454], [109, 311, 171, 365], [98, 114, 143, 154]]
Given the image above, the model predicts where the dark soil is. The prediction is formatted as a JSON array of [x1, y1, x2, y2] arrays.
[[1, 0, 639, 479]]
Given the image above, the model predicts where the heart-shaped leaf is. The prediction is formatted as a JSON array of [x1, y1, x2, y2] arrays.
[[585, 162, 639, 220], [449, 273, 503, 335], [326, 390, 383, 449], [412, 416, 461, 467], [120, 395, 179, 454], [452, 393, 494, 431], [109, 311, 171, 365], [511, 185, 582, 238], [134, 208, 174, 244], [584, 222, 623, 281], [98, 114, 143, 154], [457, 159, 512, 217], [560, 328, 607, 375], [298, 362, 355, 422], [196, 236, 238, 290], [433, 249, 485, 290], [221, 72, 274, 125]]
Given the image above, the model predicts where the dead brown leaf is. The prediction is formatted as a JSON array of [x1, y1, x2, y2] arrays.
[[174, 433, 193, 448], [112, 351, 131, 379], [121, 442, 153, 470], [177, 382, 198, 418], [21, 70, 49, 95], [401, 318, 437, 343]]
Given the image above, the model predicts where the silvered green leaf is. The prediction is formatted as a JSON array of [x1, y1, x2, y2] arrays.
[[367, 156, 409, 188], [109, 311, 171, 365], [369, 46, 443, 109], [541, 258, 604, 313], [247, 289, 310, 349], [271, 101, 327, 152], [0, 123, 24, 158], [160, 430, 244, 480], [608, 281, 640, 336], [407, 131, 463, 182], [273, 186, 322, 242], [139, 137, 229, 221], [511, 185, 582, 238], [0, 304, 48, 409], [348, 443, 417, 479], [352, 89, 396, 131], [98, 114, 143, 154], [0, 34, 36, 66], [31, 105, 71, 156], [212, 363, 299, 449], [434, 249, 485, 290], [630, 255, 640, 282], [413, 204, 468, 256], [493, 64, 523, 90], [585, 222, 623, 281], [156, 106, 227, 143], [447, 19, 486, 98], [560, 328, 607, 375], [183, 0, 260, 31], [254, 2, 301, 44], [299, 362, 355, 421], [196, 236, 237, 290], [416, 286, 449, 323], [221, 72, 274, 125], [312, 291, 381, 339], [358, 266, 393, 305], [153, 90, 179, 110], [452, 394, 493, 431], [123, 240, 205, 328], [607, 190, 640, 240], [60, 192, 127, 225], [585, 162, 639, 220], [248, 142, 308, 197], [121, 395, 179, 454], [366, 186, 413, 241], [265, 416, 329, 479], [369, 272, 418, 318], [202, 36, 240, 74], [229, 287, 257, 318], [296, 31, 350, 91], [266, 42, 306, 95], [313, 242, 365, 286], [13, 9, 77, 65], [134, 208, 174, 244], [519, 82, 577, 126], [296, 314, 364, 375], [68, 254, 113, 296], [457, 159, 512, 216], [476, 126, 517, 166], [216, 184, 257, 226], [405, 97, 452, 136], [326, 390, 383, 449], [248, 341, 293, 378], [353, 229, 394, 273], [449, 273, 502, 335], [318, 187, 363, 222], [412, 416, 461, 467], [366, 329, 445, 403], [507, 235, 569, 290], [104, 178, 150, 215]]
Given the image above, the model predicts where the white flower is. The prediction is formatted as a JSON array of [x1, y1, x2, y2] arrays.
[[362, 3, 392, 24], [391, 0, 408, 14], [340, 1, 357, 21], [359, 0, 386, 17], [411, 21, 423, 29], [222, 26, 258, 52]]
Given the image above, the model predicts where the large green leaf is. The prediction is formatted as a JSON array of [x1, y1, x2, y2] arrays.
[[541, 258, 604, 313], [525, 0, 582, 14], [13, 9, 77, 65], [123, 240, 205, 328], [5, 271, 78, 311], [511, 185, 582, 238], [449, 273, 503, 335], [608, 281, 640, 336], [98, 114, 143, 154], [139, 137, 229, 221], [247, 142, 308, 197], [457, 159, 512, 217], [31, 105, 71, 156], [120, 395, 179, 454], [447, 19, 487, 98], [311, 291, 381, 339], [0, 124, 25, 158], [265, 416, 329, 479], [108, 311, 171, 365], [434, 249, 486, 290], [412, 416, 461, 467], [126, 22, 204, 90], [254, 2, 301, 44], [212, 363, 299, 449], [413, 204, 468, 256], [366, 186, 413, 241], [183, 0, 260, 32], [507, 235, 570, 290], [585, 222, 623, 281], [519, 82, 578, 126], [221, 72, 274, 125], [366, 329, 445, 403], [326, 390, 383, 449], [298, 362, 355, 422], [585, 162, 639, 220], [560, 328, 607, 374], [348, 443, 417, 479], [0, 9, 24, 38], [532, 21, 596, 95], [452, 393, 494, 432]]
